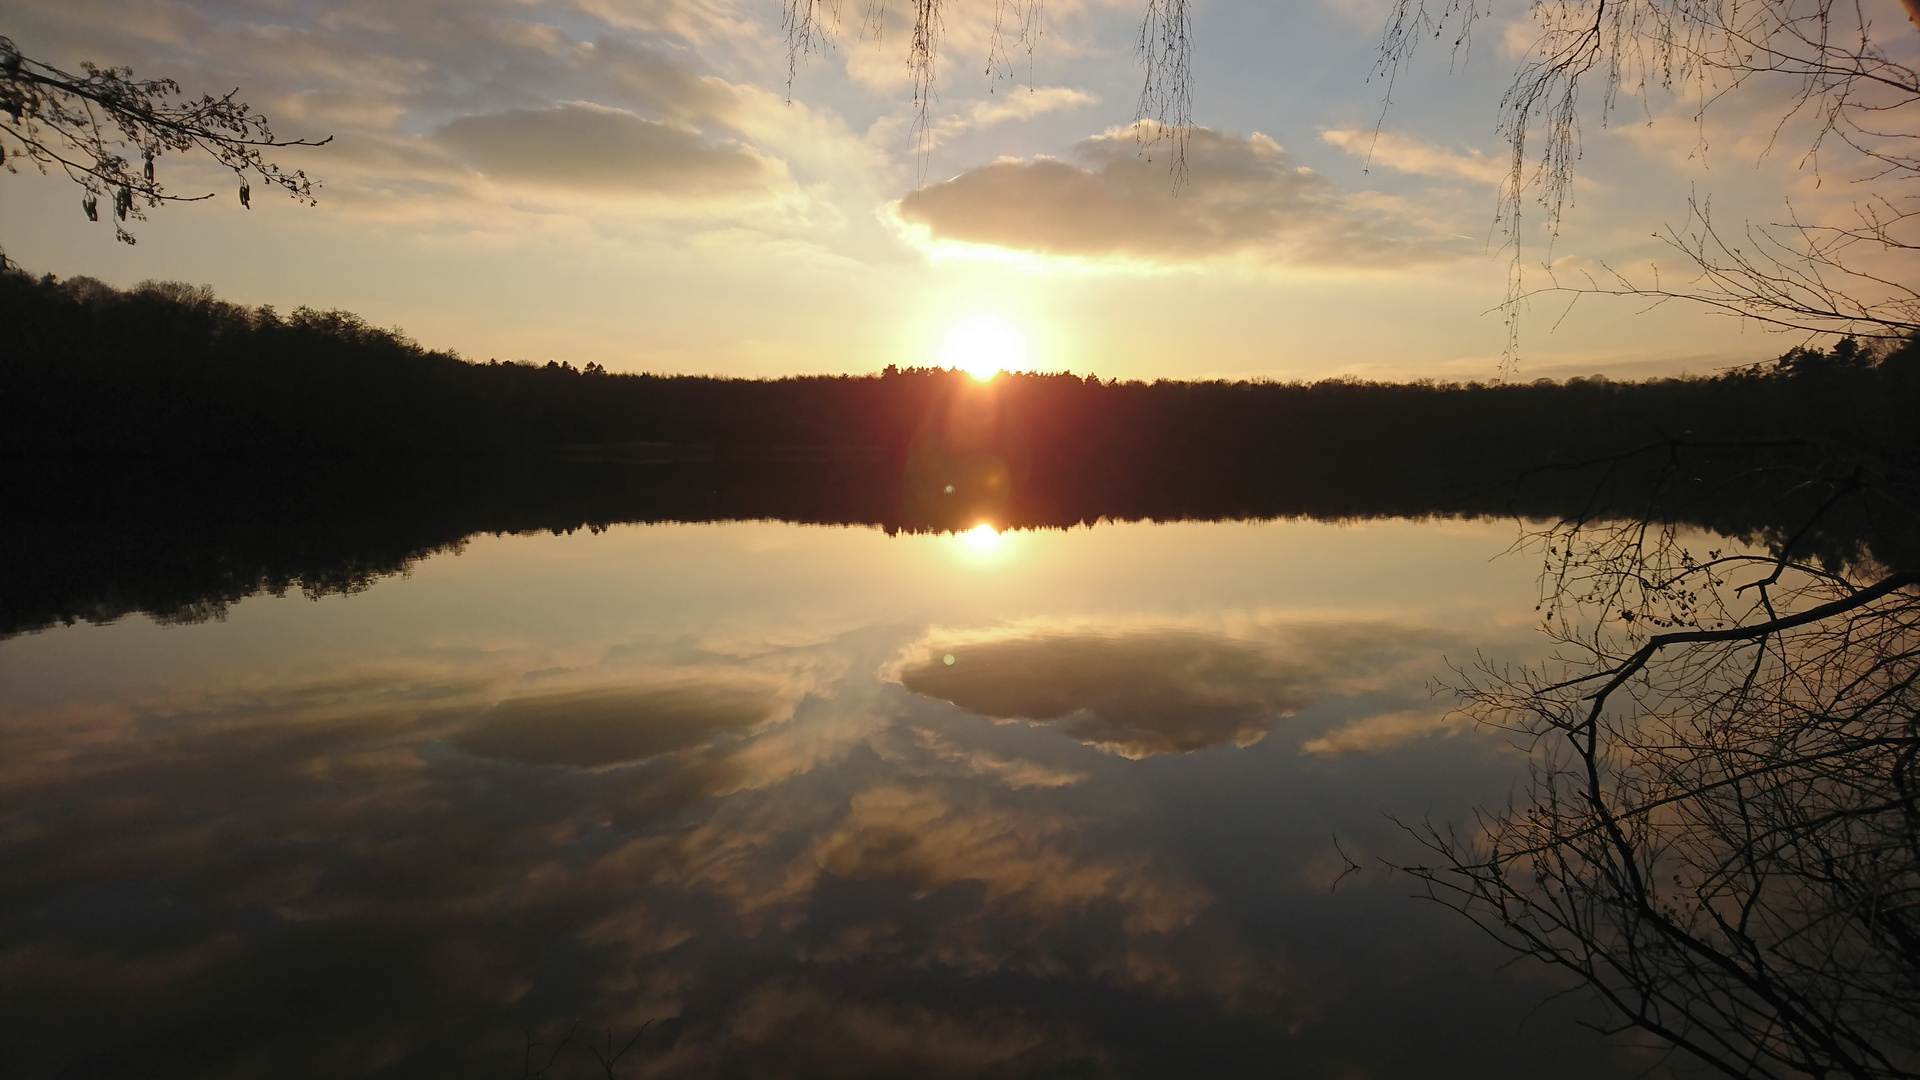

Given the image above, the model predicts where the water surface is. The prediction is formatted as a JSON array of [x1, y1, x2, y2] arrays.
[[1, 516, 1675, 1078]]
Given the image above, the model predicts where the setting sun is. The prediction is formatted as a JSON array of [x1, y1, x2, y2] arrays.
[[939, 316, 1028, 381]]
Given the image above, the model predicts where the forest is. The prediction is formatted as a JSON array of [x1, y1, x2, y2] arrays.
[[9, 266, 1919, 473]]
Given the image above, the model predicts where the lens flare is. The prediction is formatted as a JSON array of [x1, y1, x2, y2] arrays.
[[939, 316, 1027, 381]]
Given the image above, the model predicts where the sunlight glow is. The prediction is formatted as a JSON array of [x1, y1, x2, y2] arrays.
[[940, 316, 1028, 381], [945, 521, 1027, 569], [962, 523, 1002, 551]]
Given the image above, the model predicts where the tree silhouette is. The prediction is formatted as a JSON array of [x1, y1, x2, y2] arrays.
[[0, 35, 329, 245], [1377, 0, 1920, 351]]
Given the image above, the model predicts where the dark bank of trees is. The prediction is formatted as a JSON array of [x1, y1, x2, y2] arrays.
[[8, 266, 1920, 475]]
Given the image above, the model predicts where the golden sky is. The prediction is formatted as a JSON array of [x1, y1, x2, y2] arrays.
[[5, 0, 1914, 380]]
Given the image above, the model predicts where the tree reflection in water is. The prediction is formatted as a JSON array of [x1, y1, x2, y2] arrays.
[[1411, 452, 1920, 1078], [9, 418, 1920, 1076]]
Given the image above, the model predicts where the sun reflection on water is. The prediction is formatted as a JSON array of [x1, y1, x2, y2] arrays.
[[950, 522, 1015, 565]]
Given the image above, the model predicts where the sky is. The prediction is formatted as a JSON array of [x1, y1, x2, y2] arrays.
[[4, 0, 1914, 381]]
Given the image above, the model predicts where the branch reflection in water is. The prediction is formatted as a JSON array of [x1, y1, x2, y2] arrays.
[[1455, 426, 1920, 1074], [1408, 499, 1920, 1079]]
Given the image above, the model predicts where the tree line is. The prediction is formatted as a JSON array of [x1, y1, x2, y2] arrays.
[[8, 267, 1919, 478]]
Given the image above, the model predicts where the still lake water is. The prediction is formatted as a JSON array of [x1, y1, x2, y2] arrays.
[[1, 516, 1682, 1078]]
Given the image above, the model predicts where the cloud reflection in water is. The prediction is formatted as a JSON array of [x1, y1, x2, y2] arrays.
[[0, 521, 1649, 1078], [895, 620, 1440, 758], [455, 682, 785, 768]]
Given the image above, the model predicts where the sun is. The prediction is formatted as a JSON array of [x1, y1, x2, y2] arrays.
[[939, 316, 1028, 381]]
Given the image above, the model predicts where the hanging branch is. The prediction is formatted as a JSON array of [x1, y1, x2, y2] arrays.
[[0, 36, 330, 244], [1374, 0, 1920, 364], [782, 0, 1192, 179], [1134, 0, 1192, 185]]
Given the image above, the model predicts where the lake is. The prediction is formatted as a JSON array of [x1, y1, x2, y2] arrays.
[[1, 511, 1688, 1078]]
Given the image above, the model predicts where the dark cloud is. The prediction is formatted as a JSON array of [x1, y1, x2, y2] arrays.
[[454, 681, 780, 767], [897, 123, 1460, 267], [897, 623, 1433, 758], [436, 101, 777, 196]]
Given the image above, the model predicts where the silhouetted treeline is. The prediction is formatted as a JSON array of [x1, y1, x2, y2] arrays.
[[5, 269, 1919, 636], [8, 268, 1919, 472]]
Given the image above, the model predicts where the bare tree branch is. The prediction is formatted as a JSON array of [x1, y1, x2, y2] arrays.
[[0, 36, 329, 245], [1376, 0, 1920, 364]]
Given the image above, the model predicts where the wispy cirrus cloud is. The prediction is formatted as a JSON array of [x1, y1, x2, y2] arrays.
[[1300, 707, 1471, 756], [1321, 127, 1507, 185], [813, 784, 1211, 932], [923, 85, 1098, 148]]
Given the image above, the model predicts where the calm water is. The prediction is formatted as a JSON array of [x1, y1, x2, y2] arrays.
[[1, 516, 1679, 1078]]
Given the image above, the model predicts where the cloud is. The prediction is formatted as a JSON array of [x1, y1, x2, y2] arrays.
[[8, 586, 1424, 1079], [813, 785, 1209, 934], [899, 629, 1309, 756], [1299, 707, 1469, 756], [589, 804, 828, 927], [925, 86, 1099, 148], [895, 620, 1438, 758], [453, 680, 785, 767], [571, 0, 772, 48], [7, 0, 849, 235], [436, 101, 782, 198], [583, 36, 752, 125], [1322, 128, 1507, 185], [895, 122, 1465, 267], [908, 727, 1088, 788]]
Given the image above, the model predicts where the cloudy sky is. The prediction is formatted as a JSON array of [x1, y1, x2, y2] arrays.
[[5, 0, 1911, 379]]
